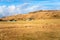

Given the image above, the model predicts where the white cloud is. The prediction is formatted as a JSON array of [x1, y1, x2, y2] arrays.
[[24, 5, 40, 12], [0, 3, 31, 17], [0, 5, 6, 13], [8, 5, 15, 13]]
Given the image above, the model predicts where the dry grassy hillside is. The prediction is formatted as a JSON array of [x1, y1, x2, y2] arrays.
[[0, 10, 60, 40], [1, 10, 60, 21]]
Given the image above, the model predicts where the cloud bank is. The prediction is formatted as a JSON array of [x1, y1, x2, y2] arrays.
[[0, 0, 60, 17]]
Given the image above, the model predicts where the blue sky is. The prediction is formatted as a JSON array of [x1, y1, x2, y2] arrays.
[[0, 0, 60, 17]]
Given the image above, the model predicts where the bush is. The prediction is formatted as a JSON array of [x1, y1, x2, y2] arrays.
[[10, 19, 16, 21], [0, 19, 3, 21], [53, 14, 58, 17], [26, 18, 34, 21]]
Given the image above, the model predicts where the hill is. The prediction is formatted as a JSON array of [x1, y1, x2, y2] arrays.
[[0, 10, 60, 21], [0, 10, 60, 40]]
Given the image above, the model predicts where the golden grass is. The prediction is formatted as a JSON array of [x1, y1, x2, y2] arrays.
[[0, 19, 60, 40]]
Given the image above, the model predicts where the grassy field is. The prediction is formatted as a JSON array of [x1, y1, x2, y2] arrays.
[[0, 19, 60, 40]]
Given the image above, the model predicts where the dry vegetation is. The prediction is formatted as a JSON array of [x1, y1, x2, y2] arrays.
[[0, 10, 60, 21], [0, 10, 60, 40]]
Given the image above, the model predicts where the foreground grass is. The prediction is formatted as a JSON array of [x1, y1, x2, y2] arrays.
[[0, 19, 60, 40]]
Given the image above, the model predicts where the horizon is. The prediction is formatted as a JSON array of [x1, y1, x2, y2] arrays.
[[0, 10, 60, 18], [0, 0, 60, 17]]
